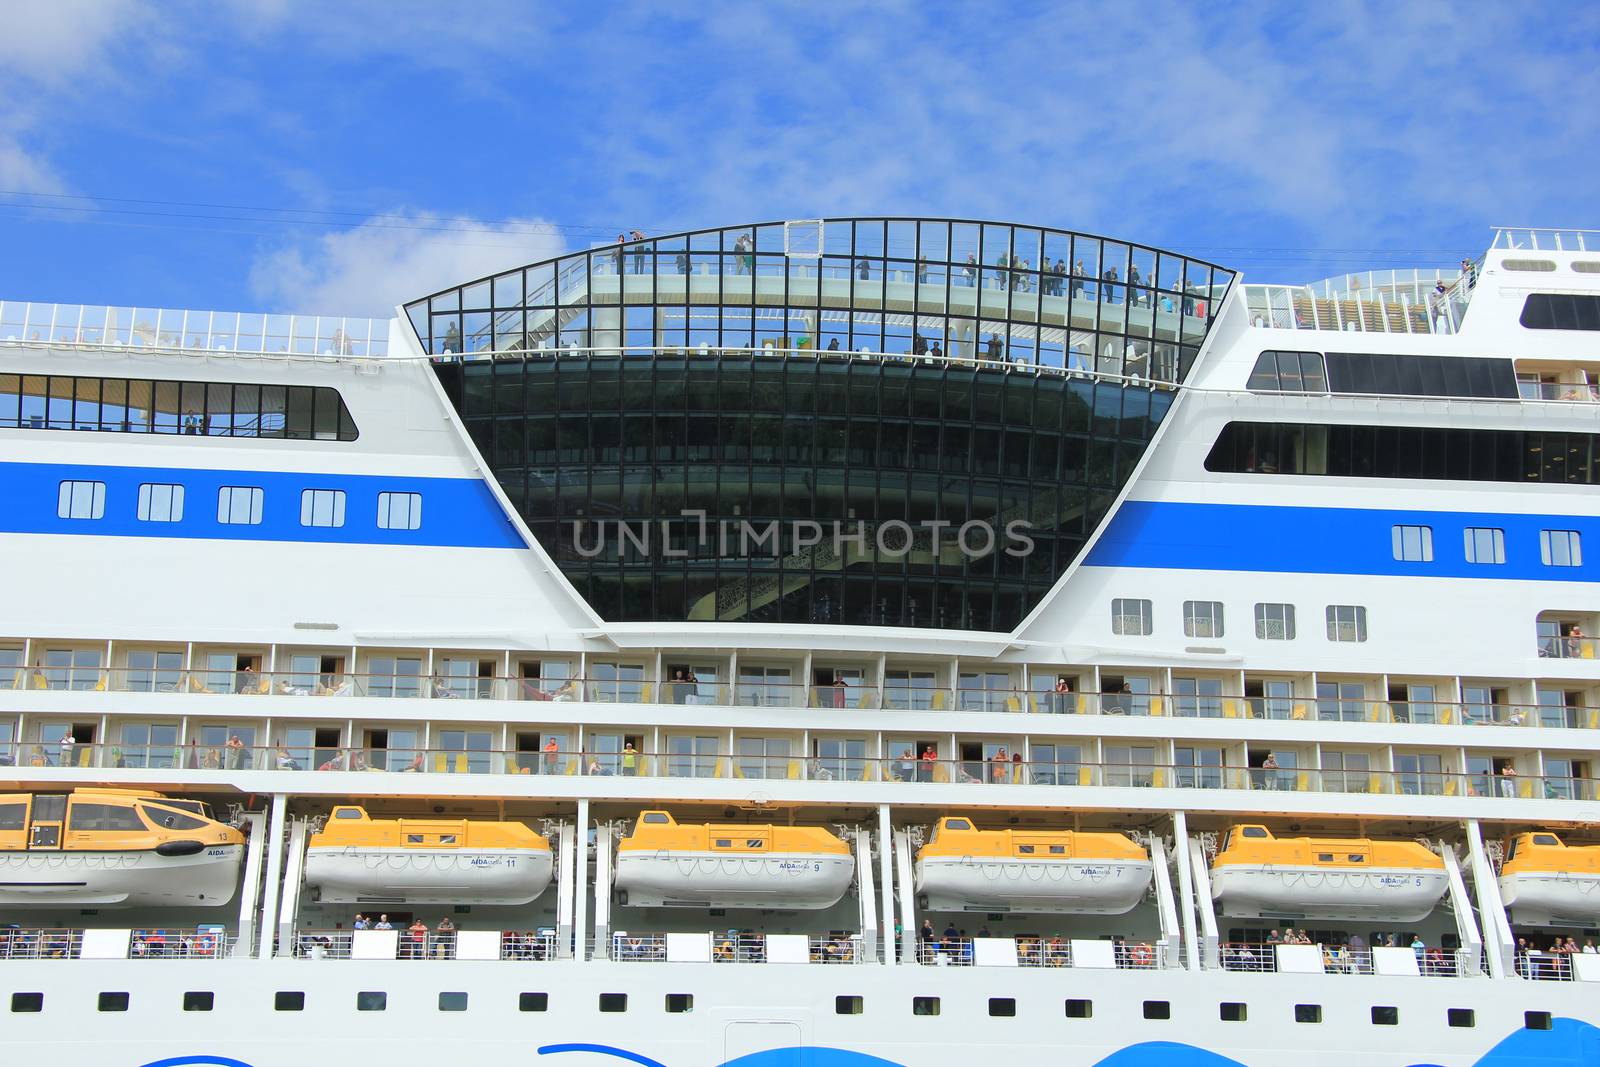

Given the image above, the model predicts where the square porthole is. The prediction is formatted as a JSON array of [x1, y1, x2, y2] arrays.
[[1525, 1011, 1552, 1031], [836, 995, 864, 1015], [1144, 1001, 1170, 1020], [520, 993, 549, 1012], [599, 993, 627, 1013], [11, 992, 41, 1013], [275, 992, 305, 1012], [1372, 1006, 1399, 1026], [98, 992, 129, 1013], [1220, 1002, 1247, 1022], [665, 994, 693, 1014], [1065, 999, 1092, 1019], [183, 992, 214, 1012], [1295, 1004, 1322, 1024], [357, 991, 387, 1012], [1448, 1008, 1475, 1028], [439, 992, 468, 1012], [913, 996, 940, 1016], [989, 997, 1016, 1017]]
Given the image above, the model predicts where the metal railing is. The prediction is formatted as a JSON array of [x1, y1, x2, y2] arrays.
[[9, 742, 1600, 801], [1219, 941, 1471, 976], [0, 301, 390, 357], [917, 938, 1156, 968], [1493, 228, 1600, 252], [0, 928, 82, 959], [130, 929, 233, 959], [1514, 950, 1579, 981], [9, 667, 1600, 735]]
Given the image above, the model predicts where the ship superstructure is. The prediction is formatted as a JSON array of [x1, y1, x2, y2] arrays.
[[0, 221, 1598, 1066]]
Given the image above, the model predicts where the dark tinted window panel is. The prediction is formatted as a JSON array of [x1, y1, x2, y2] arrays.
[[1208, 421, 1600, 484], [1324, 353, 1515, 398], [1522, 293, 1600, 331]]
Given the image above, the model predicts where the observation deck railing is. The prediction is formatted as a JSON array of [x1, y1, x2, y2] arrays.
[[1493, 227, 1600, 252], [0, 301, 390, 358], [10, 742, 1597, 803]]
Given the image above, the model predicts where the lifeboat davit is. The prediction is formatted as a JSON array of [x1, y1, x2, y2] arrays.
[[303, 806, 552, 905], [1498, 832, 1600, 926], [914, 817, 1153, 914], [1210, 824, 1447, 922], [0, 788, 244, 907], [613, 811, 854, 909]]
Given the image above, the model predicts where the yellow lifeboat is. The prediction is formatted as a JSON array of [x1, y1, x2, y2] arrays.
[[914, 817, 1152, 914], [613, 811, 854, 909], [1499, 832, 1600, 925], [0, 787, 244, 907], [303, 806, 552, 905], [1211, 824, 1447, 922]]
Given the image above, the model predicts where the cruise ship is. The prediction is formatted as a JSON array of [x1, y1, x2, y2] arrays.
[[1, 218, 1598, 1067]]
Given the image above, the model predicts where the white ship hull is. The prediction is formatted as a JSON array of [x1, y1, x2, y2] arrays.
[[303, 847, 553, 905], [1499, 871, 1600, 926], [615, 851, 855, 908], [915, 856, 1153, 914], [1211, 865, 1448, 922], [0, 845, 242, 907]]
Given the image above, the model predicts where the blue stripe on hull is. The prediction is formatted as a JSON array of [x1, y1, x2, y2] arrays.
[[0, 462, 525, 549], [1084, 500, 1598, 581]]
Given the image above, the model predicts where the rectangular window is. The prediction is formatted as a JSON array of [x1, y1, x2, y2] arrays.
[[356, 992, 387, 1012], [835, 995, 864, 1015], [1447, 1008, 1474, 1028], [217, 486, 263, 525], [519, 993, 549, 1012], [1254, 602, 1295, 640], [1325, 605, 1367, 643], [1065, 999, 1092, 1019], [11, 992, 42, 1013], [912, 996, 940, 1016], [1111, 598, 1153, 636], [98, 992, 129, 1012], [1295, 1004, 1322, 1024], [1143, 1001, 1171, 1020], [1541, 529, 1582, 567], [599, 993, 627, 1013], [1371, 1006, 1399, 1025], [377, 491, 422, 530], [1525, 1011, 1553, 1031], [1183, 600, 1224, 639], [182, 992, 214, 1012], [274, 991, 305, 1012], [300, 488, 346, 528], [438, 992, 468, 1012], [665, 994, 693, 1014], [57, 479, 105, 519], [136, 483, 184, 523], [1220, 1002, 1247, 1022], [989, 997, 1017, 1017], [1391, 524, 1432, 561], [1463, 527, 1505, 564]]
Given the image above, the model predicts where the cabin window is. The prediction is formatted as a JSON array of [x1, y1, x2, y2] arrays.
[[1065, 999, 1092, 1018], [57, 480, 106, 520], [335, 809, 362, 819], [0, 803, 25, 831], [1372, 1006, 1399, 1026], [1347, 855, 1366, 864], [183, 992, 214, 1012], [599, 993, 627, 1013], [11, 992, 42, 1012], [275, 992, 304, 1011], [1541, 530, 1582, 567], [947, 819, 971, 830], [1049, 845, 1065, 854], [665, 994, 693, 1013], [1526, 1011, 1553, 1031], [1242, 827, 1268, 839], [217, 486, 264, 525], [300, 488, 346, 528], [140, 806, 205, 830], [438, 992, 468, 1012], [835, 996, 864, 1015], [1448, 1008, 1475, 1028], [439, 835, 457, 845], [1317, 853, 1334, 862], [715, 839, 732, 848], [989, 997, 1017, 1017], [68, 803, 147, 832], [1144, 1001, 1170, 1020], [357, 992, 387, 1011], [97, 992, 128, 1012], [1295, 1004, 1322, 1024], [913, 996, 940, 1016], [1533, 834, 1560, 846], [407, 834, 424, 844], [136, 483, 185, 523], [642, 813, 669, 824], [377, 492, 423, 531], [1220, 1002, 1247, 1022], [1018, 845, 1035, 854], [519, 993, 548, 1012]]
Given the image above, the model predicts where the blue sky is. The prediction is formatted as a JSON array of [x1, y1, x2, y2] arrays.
[[1, 0, 1596, 316]]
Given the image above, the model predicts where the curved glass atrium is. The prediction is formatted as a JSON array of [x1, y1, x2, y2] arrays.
[[415, 218, 1233, 631]]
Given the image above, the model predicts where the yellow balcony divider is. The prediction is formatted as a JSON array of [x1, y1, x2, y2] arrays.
[[431, 753, 447, 774], [1077, 766, 1093, 786], [1438, 706, 1455, 725], [860, 762, 876, 782], [1291, 703, 1309, 721], [931, 691, 948, 711], [1150, 768, 1166, 787], [1518, 779, 1534, 799], [454, 753, 468, 774], [856, 690, 872, 709], [933, 763, 951, 783], [1370, 703, 1392, 723], [787, 759, 801, 780], [639, 683, 653, 703], [1296, 771, 1309, 791], [1077, 694, 1089, 715], [1367, 773, 1384, 794], [1149, 696, 1165, 717], [1223, 700, 1239, 719], [1005, 696, 1021, 714]]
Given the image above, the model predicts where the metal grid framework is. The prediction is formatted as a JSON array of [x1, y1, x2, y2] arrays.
[[417, 218, 1234, 632]]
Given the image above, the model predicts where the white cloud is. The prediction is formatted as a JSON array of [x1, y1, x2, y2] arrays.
[[248, 213, 567, 316]]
